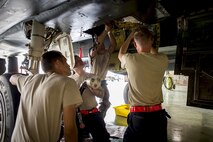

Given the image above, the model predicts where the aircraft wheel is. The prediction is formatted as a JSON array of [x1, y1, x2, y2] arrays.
[[163, 76, 174, 90], [0, 73, 20, 142], [123, 83, 129, 104]]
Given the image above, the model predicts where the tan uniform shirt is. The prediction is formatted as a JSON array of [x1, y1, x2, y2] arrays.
[[121, 52, 168, 106], [11, 73, 82, 142], [90, 52, 110, 80], [71, 72, 104, 110]]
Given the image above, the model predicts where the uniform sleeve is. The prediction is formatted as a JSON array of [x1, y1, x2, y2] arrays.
[[120, 54, 128, 69], [63, 79, 83, 108], [160, 53, 169, 69], [16, 75, 32, 93]]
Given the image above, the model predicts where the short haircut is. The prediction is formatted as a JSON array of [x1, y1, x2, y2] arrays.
[[134, 26, 154, 42], [41, 50, 63, 73]]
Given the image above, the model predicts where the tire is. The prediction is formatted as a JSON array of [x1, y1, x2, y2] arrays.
[[123, 83, 129, 104], [163, 76, 174, 90], [0, 73, 20, 142]]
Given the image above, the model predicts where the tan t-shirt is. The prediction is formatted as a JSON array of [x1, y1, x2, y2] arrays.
[[71, 72, 104, 110], [11, 73, 82, 142], [90, 52, 110, 80], [121, 52, 168, 106]]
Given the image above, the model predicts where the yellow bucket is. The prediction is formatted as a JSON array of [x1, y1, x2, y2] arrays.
[[114, 115, 128, 126], [113, 104, 130, 126], [113, 104, 130, 117]]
